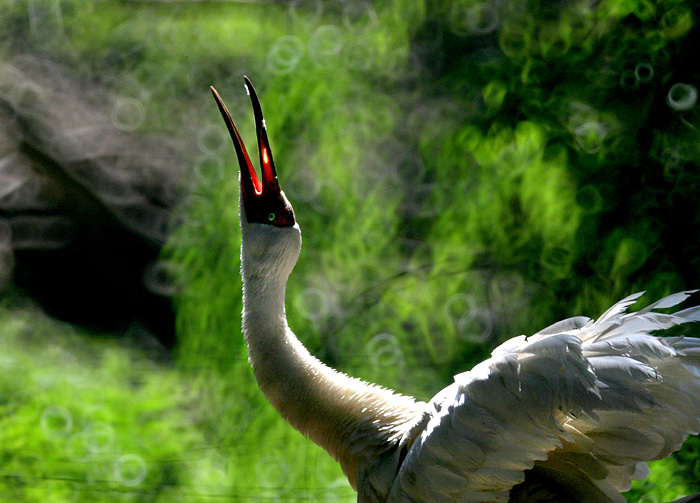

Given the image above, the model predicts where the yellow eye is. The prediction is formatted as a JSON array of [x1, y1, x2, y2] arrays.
[[268, 213, 276, 222]]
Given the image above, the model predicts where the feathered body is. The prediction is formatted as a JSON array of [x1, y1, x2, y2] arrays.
[[212, 79, 700, 503], [239, 205, 424, 489], [386, 291, 700, 503]]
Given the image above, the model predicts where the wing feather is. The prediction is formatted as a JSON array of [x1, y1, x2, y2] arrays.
[[531, 316, 592, 337], [385, 292, 700, 503], [597, 292, 646, 323], [387, 334, 601, 502], [637, 290, 698, 313]]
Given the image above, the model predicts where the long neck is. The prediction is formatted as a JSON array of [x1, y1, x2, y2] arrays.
[[241, 259, 424, 489]]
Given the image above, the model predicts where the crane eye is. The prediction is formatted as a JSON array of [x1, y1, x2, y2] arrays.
[[268, 213, 276, 222]]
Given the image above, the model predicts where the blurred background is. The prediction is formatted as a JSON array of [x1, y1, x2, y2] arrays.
[[1, 0, 699, 501]]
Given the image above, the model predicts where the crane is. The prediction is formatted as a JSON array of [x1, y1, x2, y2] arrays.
[[210, 77, 700, 503]]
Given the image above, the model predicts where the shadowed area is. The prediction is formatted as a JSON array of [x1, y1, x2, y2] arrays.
[[0, 55, 184, 346]]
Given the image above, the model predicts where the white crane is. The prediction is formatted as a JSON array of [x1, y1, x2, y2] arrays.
[[210, 77, 700, 503]]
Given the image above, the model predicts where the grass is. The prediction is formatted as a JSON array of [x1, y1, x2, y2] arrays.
[[0, 301, 355, 502]]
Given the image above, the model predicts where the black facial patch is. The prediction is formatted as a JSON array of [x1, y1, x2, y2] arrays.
[[243, 188, 296, 227]]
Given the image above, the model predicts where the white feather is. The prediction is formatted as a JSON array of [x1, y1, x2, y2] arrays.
[[385, 292, 700, 502]]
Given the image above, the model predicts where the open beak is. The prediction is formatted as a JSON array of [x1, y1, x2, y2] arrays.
[[211, 77, 294, 227]]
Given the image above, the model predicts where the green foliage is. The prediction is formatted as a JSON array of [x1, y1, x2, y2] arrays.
[[0, 302, 354, 502], [0, 305, 195, 502], [625, 456, 698, 503]]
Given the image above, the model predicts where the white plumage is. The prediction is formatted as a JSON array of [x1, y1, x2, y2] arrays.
[[211, 78, 700, 503], [387, 291, 700, 503]]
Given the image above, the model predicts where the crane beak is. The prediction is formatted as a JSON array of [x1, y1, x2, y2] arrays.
[[210, 79, 278, 198], [211, 77, 295, 227]]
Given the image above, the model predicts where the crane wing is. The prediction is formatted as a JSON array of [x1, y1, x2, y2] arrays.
[[386, 291, 700, 503]]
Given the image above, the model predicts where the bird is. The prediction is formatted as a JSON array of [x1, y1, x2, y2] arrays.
[[210, 77, 700, 503]]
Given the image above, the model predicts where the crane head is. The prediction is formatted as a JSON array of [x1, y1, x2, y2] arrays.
[[210, 77, 295, 228]]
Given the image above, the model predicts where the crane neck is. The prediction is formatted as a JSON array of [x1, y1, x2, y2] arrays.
[[239, 233, 425, 491]]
